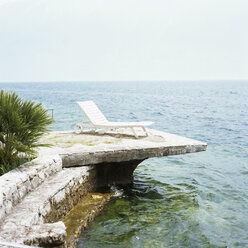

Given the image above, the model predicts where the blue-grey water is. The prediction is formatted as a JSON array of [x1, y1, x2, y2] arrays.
[[1, 81, 248, 247]]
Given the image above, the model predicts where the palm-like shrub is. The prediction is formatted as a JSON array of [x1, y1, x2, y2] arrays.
[[0, 90, 53, 174]]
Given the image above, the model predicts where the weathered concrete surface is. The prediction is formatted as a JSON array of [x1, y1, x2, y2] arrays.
[[39, 128, 207, 167]]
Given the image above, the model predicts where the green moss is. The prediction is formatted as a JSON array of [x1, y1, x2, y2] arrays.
[[0, 156, 35, 176], [62, 192, 113, 247], [46, 137, 97, 147], [46, 134, 62, 140], [104, 138, 122, 144], [104, 140, 113, 144], [45, 136, 123, 148]]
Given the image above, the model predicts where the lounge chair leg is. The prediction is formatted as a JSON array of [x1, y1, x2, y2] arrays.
[[131, 127, 138, 138], [142, 126, 148, 136], [75, 124, 83, 133]]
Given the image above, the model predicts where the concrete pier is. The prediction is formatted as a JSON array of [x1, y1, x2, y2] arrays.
[[0, 129, 207, 247], [40, 128, 207, 186]]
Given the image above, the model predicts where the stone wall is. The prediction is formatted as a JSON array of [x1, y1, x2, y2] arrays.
[[44, 167, 97, 223], [0, 155, 62, 224], [0, 162, 99, 246]]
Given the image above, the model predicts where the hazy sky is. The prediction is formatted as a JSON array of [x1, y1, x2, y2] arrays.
[[0, 0, 247, 82]]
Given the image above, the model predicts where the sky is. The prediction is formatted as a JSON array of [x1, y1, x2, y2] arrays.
[[0, 0, 247, 82]]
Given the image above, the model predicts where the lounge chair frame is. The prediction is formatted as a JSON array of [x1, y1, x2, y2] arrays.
[[76, 101, 154, 138]]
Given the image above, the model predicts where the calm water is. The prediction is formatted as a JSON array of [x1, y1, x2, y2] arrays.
[[1, 81, 248, 247]]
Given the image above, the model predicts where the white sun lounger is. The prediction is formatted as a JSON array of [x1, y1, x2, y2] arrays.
[[76, 100, 154, 138]]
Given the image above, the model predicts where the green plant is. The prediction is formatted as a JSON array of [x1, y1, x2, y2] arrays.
[[0, 90, 54, 174], [0, 156, 34, 175]]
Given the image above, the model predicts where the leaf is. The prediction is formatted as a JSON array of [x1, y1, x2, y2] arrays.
[[0, 90, 54, 170]]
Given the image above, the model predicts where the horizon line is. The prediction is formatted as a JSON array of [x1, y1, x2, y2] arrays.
[[0, 79, 248, 83]]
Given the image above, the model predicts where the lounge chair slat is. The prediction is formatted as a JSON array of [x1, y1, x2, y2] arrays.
[[76, 101, 154, 138]]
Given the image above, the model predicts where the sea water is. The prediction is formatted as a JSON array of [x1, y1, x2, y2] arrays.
[[1, 81, 247, 247]]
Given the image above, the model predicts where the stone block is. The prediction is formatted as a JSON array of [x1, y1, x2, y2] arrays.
[[23, 222, 66, 246], [38, 171, 45, 181], [53, 189, 66, 204], [30, 176, 39, 189], [0, 221, 17, 232], [39, 202, 51, 217], [0, 193, 3, 206], [26, 168, 38, 180], [18, 183, 29, 200], [20, 212, 39, 226], [12, 190, 19, 206], [0, 208, 5, 223], [2, 183, 16, 202], [3, 200, 12, 215]]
